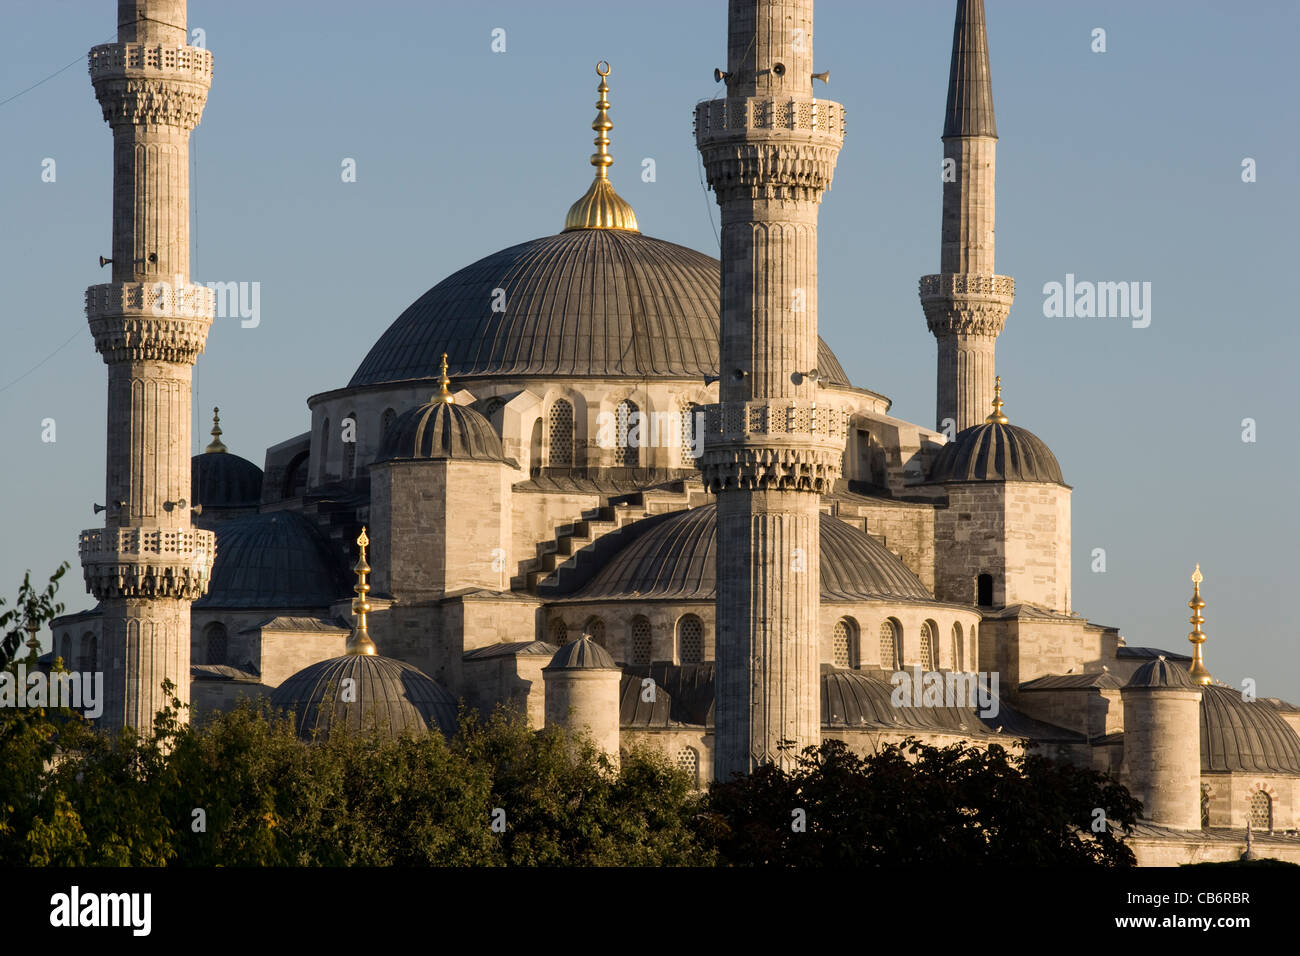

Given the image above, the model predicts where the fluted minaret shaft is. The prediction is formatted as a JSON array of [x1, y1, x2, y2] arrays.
[[920, 0, 1014, 434], [80, 0, 215, 732], [697, 0, 845, 779]]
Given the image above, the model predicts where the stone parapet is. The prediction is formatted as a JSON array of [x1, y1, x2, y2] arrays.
[[89, 42, 212, 129], [86, 282, 214, 363], [79, 526, 215, 600], [919, 272, 1015, 338], [698, 401, 845, 492]]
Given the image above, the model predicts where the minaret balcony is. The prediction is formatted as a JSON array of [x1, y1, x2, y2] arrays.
[[79, 526, 216, 601]]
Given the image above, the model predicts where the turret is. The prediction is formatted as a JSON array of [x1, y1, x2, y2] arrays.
[[543, 635, 622, 765]]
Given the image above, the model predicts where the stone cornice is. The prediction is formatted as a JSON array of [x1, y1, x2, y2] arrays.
[[89, 43, 212, 130], [86, 282, 214, 364], [698, 401, 846, 493], [919, 273, 1015, 338]]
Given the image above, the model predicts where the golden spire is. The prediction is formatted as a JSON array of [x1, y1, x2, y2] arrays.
[[433, 352, 455, 405], [205, 406, 228, 453], [346, 527, 377, 656], [985, 376, 1009, 425], [563, 61, 639, 232], [1187, 563, 1212, 685]]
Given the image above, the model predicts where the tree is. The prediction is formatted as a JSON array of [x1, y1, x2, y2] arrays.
[[700, 737, 1142, 866]]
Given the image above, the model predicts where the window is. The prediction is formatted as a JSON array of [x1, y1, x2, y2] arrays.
[[78, 632, 97, 672], [584, 617, 606, 647], [548, 400, 574, 467], [317, 417, 331, 483], [549, 618, 569, 646], [381, 407, 396, 438], [677, 747, 700, 788], [920, 621, 937, 670], [680, 402, 700, 464], [529, 418, 543, 475], [678, 615, 704, 664], [204, 622, 228, 666], [977, 573, 994, 607], [615, 399, 639, 468], [1201, 785, 1212, 829], [630, 616, 652, 666], [951, 622, 964, 671], [1250, 791, 1272, 832], [833, 618, 859, 669], [879, 619, 901, 670], [342, 410, 357, 478]]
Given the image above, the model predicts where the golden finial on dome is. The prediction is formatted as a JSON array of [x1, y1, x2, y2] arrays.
[[205, 406, 228, 453], [434, 352, 455, 405], [563, 61, 639, 233], [346, 526, 377, 656], [1187, 563, 1212, 685], [985, 376, 1009, 425]]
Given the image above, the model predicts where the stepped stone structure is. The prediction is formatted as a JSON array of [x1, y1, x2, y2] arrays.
[[695, 0, 846, 779], [79, 0, 215, 731], [920, 0, 1015, 434], [48, 0, 1300, 865]]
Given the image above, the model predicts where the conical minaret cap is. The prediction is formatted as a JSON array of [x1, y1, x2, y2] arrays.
[[944, 0, 998, 138], [564, 61, 639, 233]]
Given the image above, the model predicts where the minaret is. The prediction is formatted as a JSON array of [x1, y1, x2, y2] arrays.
[[920, 0, 1015, 434], [696, 1, 846, 777], [79, 0, 215, 731]]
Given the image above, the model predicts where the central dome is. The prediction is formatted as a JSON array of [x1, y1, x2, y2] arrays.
[[349, 229, 849, 387]]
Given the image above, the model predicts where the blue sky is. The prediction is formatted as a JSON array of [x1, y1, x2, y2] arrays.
[[2, 1, 1297, 696]]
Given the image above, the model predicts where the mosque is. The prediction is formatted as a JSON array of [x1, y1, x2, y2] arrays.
[[50, 0, 1300, 865]]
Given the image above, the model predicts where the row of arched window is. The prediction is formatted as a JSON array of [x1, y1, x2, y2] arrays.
[[53, 632, 98, 671], [833, 617, 973, 672], [548, 613, 707, 665], [317, 408, 399, 483], [538, 399, 701, 471]]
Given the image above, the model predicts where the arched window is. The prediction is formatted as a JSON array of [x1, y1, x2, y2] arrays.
[[1250, 791, 1273, 832], [381, 407, 396, 437], [529, 418, 543, 475], [549, 617, 569, 646], [342, 410, 357, 478], [1201, 785, 1212, 829], [77, 632, 96, 671], [317, 417, 331, 483], [584, 617, 606, 647], [615, 399, 639, 469], [630, 616, 652, 666], [678, 615, 704, 664], [677, 746, 700, 788], [203, 622, 228, 666], [833, 618, 859, 669], [977, 573, 994, 607], [283, 450, 309, 499], [680, 401, 700, 464], [920, 621, 937, 670], [951, 622, 964, 671], [879, 619, 901, 671], [548, 400, 574, 467]]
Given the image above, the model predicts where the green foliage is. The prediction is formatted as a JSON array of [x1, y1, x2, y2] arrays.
[[0, 563, 67, 668], [701, 737, 1142, 866]]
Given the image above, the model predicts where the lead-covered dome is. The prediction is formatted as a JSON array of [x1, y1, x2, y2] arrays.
[[348, 229, 849, 387], [192, 451, 263, 509], [929, 421, 1064, 484], [195, 511, 350, 609], [271, 654, 459, 741], [568, 504, 931, 603], [378, 399, 505, 463], [1200, 684, 1300, 775]]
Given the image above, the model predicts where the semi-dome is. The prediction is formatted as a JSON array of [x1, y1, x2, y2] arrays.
[[567, 504, 932, 603], [929, 422, 1064, 484], [270, 654, 459, 741], [545, 635, 618, 671], [378, 397, 505, 463], [1125, 656, 1196, 689], [1200, 684, 1300, 775], [194, 511, 350, 609], [348, 228, 849, 387]]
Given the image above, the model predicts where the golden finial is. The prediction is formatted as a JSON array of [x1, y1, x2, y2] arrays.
[[985, 376, 1009, 425], [564, 61, 639, 232], [434, 352, 455, 405], [346, 526, 377, 656], [205, 406, 228, 453], [1187, 563, 1212, 684]]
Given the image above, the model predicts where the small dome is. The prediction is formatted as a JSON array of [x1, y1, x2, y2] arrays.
[[546, 636, 618, 671], [195, 511, 350, 609], [192, 451, 263, 509], [1201, 684, 1300, 774], [567, 504, 931, 603], [1126, 656, 1197, 690], [378, 399, 505, 463], [271, 654, 458, 741], [929, 422, 1064, 484]]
